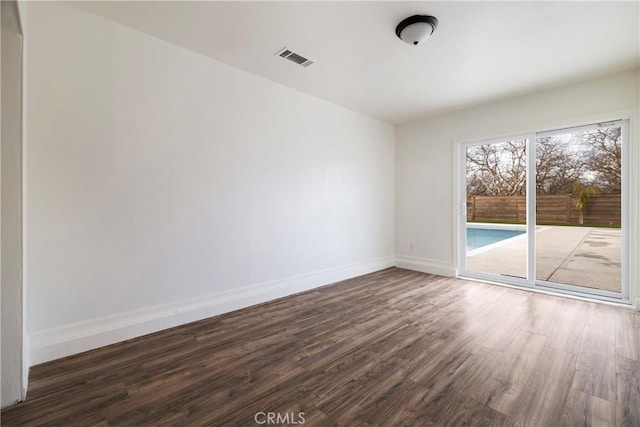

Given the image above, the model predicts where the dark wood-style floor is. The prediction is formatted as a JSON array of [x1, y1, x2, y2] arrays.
[[2, 268, 640, 426]]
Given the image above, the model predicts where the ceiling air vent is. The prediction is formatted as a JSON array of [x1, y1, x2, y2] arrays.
[[275, 47, 314, 68]]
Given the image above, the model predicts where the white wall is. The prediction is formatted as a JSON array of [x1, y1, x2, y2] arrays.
[[396, 69, 640, 300], [1, 0, 24, 408], [637, 68, 640, 310], [25, 2, 394, 364]]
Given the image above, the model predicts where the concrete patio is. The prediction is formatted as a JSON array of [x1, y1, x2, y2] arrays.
[[467, 225, 621, 292]]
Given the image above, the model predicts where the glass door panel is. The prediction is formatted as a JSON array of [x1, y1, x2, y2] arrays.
[[464, 139, 528, 279], [535, 124, 623, 294]]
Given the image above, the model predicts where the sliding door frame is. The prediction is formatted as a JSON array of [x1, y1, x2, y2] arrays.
[[456, 133, 536, 289], [533, 119, 630, 301], [455, 117, 632, 304]]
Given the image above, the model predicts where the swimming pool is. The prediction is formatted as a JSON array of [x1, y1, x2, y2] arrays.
[[466, 227, 525, 251]]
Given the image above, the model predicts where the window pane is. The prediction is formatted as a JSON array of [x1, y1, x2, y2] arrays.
[[465, 139, 527, 279], [535, 126, 621, 292]]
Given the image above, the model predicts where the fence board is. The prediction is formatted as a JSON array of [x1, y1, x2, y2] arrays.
[[466, 194, 620, 226]]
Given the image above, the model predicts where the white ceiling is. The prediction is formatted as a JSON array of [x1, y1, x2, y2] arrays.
[[73, 1, 639, 124]]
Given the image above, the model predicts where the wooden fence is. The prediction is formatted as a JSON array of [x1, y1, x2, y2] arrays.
[[466, 194, 621, 227]]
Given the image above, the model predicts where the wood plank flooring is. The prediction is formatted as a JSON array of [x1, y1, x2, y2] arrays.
[[2, 268, 639, 426]]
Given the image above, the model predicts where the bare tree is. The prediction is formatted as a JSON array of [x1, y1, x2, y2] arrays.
[[579, 127, 621, 192], [535, 136, 584, 195], [465, 126, 622, 197], [466, 140, 526, 196]]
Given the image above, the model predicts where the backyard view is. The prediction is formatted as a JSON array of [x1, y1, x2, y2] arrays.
[[465, 124, 622, 293]]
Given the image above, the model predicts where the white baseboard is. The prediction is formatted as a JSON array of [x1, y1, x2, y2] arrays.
[[636, 297, 640, 311], [395, 255, 455, 277], [29, 255, 395, 365]]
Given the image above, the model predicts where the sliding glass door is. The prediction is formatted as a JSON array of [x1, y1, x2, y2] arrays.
[[458, 120, 628, 301], [535, 122, 625, 298]]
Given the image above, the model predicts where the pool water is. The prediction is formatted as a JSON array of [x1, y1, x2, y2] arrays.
[[467, 228, 525, 251]]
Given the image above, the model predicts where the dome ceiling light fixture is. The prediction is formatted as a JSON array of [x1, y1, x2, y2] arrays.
[[395, 15, 438, 46]]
